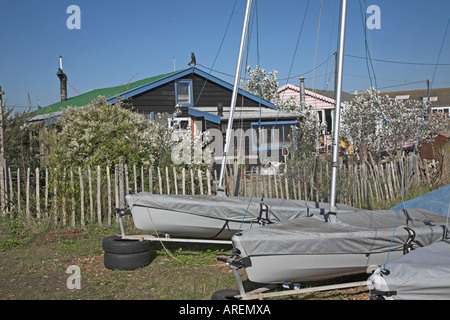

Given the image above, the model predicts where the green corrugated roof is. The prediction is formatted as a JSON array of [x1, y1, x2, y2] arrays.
[[31, 70, 178, 116]]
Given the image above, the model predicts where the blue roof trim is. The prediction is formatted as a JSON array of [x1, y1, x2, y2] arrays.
[[107, 68, 194, 104], [107, 67, 278, 110], [188, 107, 221, 124], [193, 68, 278, 110], [251, 120, 298, 126]]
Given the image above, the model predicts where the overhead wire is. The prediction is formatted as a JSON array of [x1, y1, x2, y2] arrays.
[[359, 0, 388, 130]]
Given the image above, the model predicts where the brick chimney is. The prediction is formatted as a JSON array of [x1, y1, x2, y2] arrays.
[[56, 56, 68, 102]]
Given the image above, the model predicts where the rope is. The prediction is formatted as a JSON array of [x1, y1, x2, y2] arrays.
[[145, 206, 182, 262]]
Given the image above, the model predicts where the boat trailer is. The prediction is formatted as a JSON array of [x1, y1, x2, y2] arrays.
[[216, 251, 370, 300]]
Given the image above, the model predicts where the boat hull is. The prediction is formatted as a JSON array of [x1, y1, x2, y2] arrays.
[[233, 236, 403, 283], [230, 208, 448, 284], [130, 204, 253, 239]]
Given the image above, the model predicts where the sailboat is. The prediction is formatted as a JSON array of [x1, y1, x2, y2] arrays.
[[125, 193, 356, 239], [369, 186, 450, 300], [219, 0, 449, 289], [125, 0, 358, 240]]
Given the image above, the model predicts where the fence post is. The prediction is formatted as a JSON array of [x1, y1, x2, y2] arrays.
[[8, 167, 13, 213], [198, 169, 203, 195], [36, 167, 41, 219], [88, 166, 94, 221], [149, 166, 153, 194], [165, 166, 170, 194], [62, 168, 66, 226], [182, 168, 186, 195], [45, 168, 48, 218], [141, 166, 144, 192], [173, 167, 178, 195], [157, 167, 162, 194], [26, 167, 30, 219], [190, 169, 195, 195], [79, 167, 85, 228], [53, 168, 57, 224], [97, 165, 101, 225], [207, 170, 211, 195], [70, 168, 75, 227], [107, 165, 111, 226]]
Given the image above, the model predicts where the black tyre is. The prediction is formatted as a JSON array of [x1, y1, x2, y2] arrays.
[[104, 251, 151, 270], [102, 235, 150, 254], [211, 289, 240, 300]]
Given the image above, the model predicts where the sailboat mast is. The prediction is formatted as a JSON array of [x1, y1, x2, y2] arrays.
[[328, 0, 347, 220], [217, 0, 253, 194]]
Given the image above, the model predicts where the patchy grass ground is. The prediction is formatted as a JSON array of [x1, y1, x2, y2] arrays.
[[0, 221, 370, 301]]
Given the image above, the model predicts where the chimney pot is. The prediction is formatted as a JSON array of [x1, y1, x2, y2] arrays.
[[57, 57, 68, 102], [299, 77, 306, 111]]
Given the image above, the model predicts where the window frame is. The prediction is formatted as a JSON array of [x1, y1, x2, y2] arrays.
[[251, 121, 297, 152], [174, 79, 194, 107]]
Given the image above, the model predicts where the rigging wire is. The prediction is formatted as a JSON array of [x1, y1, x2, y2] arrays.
[[237, 0, 312, 234], [344, 53, 450, 66], [323, 0, 338, 90], [359, 0, 388, 130], [312, 0, 323, 93]]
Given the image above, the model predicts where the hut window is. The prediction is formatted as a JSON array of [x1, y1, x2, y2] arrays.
[[175, 80, 193, 106]]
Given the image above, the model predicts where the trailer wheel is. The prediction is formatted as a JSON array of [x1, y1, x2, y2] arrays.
[[103, 251, 151, 270], [211, 289, 240, 300], [102, 235, 150, 254]]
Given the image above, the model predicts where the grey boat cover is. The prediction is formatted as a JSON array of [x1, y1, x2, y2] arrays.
[[232, 209, 448, 256], [126, 192, 356, 224], [371, 239, 450, 300], [390, 184, 450, 217]]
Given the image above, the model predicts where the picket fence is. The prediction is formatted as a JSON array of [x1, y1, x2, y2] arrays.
[[0, 154, 434, 228]]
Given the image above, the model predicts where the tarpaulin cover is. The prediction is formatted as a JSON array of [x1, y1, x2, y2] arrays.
[[126, 192, 356, 223], [371, 239, 450, 300], [390, 184, 450, 217], [232, 209, 448, 256]]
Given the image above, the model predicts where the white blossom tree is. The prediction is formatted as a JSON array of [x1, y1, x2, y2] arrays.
[[341, 88, 446, 162]]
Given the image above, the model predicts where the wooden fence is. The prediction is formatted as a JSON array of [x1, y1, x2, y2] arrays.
[[0, 154, 435, 228]]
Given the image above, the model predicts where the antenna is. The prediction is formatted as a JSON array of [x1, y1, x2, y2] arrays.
[[60, 55, 63, 70]]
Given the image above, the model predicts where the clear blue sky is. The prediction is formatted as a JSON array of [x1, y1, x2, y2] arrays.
[[1, 0, 449, 111]]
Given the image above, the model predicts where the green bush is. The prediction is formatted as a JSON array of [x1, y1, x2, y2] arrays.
[[45, 97, 173, 169]]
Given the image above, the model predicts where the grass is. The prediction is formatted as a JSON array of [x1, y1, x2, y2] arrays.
[[0, 218, 244, 300], [0, 217, 371, 300]]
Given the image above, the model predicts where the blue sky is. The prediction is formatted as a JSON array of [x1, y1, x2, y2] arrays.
[[1, 0, 449, 111]]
